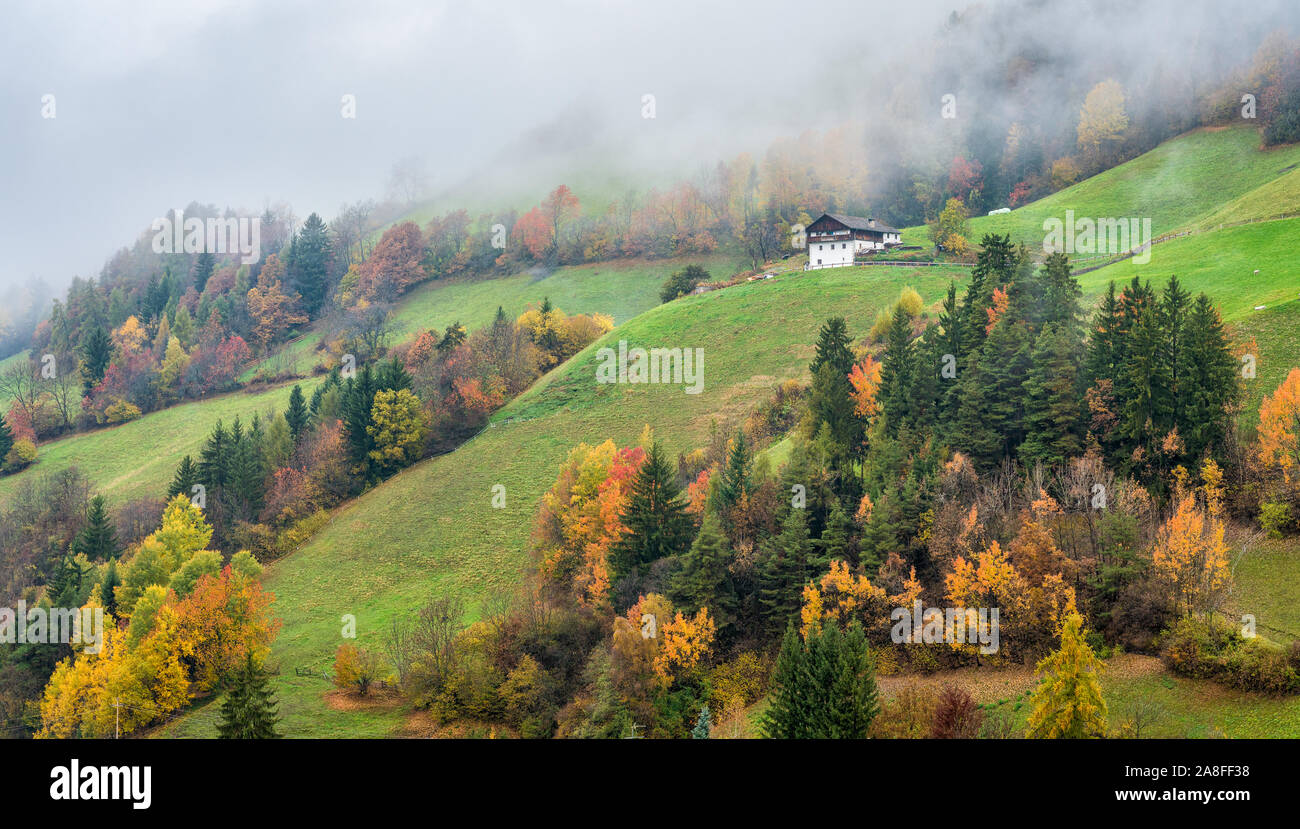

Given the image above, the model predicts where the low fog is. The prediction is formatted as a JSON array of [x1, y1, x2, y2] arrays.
[[1, 0, 1297, 296]]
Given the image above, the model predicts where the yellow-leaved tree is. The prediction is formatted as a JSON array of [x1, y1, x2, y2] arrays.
[[1026, 610, 1108, 739], [1150, 493, 1231, 618], [1257, 367, 1300, 482], [366, 388, 428, 475]]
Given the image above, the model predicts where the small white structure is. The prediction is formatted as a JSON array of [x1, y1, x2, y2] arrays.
[[805, 213, 901, 270]]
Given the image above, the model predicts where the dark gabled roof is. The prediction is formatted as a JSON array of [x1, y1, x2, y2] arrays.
[[818, 212, 900, 234]]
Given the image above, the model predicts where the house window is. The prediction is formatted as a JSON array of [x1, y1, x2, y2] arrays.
[[817, 259, 822, 265], [842, 243, 847, 249]]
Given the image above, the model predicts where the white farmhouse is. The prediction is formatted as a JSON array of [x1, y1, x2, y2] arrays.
[[805, 213, 901, 270]]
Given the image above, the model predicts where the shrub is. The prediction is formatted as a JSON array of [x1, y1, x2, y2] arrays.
[[3, 438, 37, 472], [1219, 639, 1299, 694], [659, 265, 710, 303], [1259, 500, 1291, 539], [1159, 616, 1237, 679], [334, 643, 384, 695], [103, 398, 143, 424], [930, 685, 983, 738], [1161, 616, 1300, 694], [869, 682, 939, 738]]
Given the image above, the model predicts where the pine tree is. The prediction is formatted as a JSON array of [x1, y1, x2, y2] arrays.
[[72, 495, 120, 562], [0, 412, 12, 465], [878, 305, 915, 435], [670, 512, 734, 614], [691, 704, 712, 739], [1020, 322, 1084, 468], [198, 422, 232, 491], [1026, 611, 1108, 739], [716, 430, 752, 514], [192, 251, 216, 295], [859, 491, 902, 571], [761, 625, 811, 738], [168, 455, 199, 500], [290, 213, 333, 316], [818, 621, 879, 738], [952, 360, 1002, 469], [1119, 300, 1173, 456], [758, 508, 813, 636], [1041, 252, 1082, 327], [937, 281, 964, 425], [810, 316, 855, 378], [99, 558, 120, 618], [977, 311, 1033, 459], [1177, 294, 1239, 460], [610, 442, 692, 584], [815, 500, 857, 568], [48, 552, 83, 607], [762, 620, 878, 739], [341, 365, 379, 476], [80, 325, 113, 396], [1085, 281, 1121, 384], [230, 416, 267, 518], [285, 384, 308, 441], [218, 654, 282, 739]]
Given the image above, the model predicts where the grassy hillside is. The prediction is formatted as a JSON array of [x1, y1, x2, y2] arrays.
[[0, 379, 319, 508], [901, 126, 1300, 248], [242, 253, 748, 380], [151, 127, 1300, 738], [160, 263, 970, 737]]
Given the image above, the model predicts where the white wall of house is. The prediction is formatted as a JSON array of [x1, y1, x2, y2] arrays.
[[809, 237, 854, 268]]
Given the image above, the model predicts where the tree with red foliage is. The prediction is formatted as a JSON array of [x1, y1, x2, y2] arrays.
[[357, 221, 425, 301]]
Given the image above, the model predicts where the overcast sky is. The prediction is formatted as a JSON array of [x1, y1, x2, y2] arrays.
[[0, 0, 949, 291], [1, 0, 1296, 293]]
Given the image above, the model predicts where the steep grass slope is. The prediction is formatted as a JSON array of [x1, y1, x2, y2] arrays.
[[901, 126, 1300, 248], [161, 263, 970, 736], [0, 379, 319, 508]]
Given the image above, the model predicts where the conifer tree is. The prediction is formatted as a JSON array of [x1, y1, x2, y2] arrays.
[[72, 495, 120, 562], [192, 251, 215, 295], [1027, 611, 1108, 739], [1041, 252, 1082, 327], [1119, 300, 1173, 452], [79, 325, 113, 396], [0, 412, 12, 465], [878, 306, 915, 435], [762, 620, 878, 738], [691, 704, 712, 739], [717, 430, 752, 514], [815, 500, 857, 568], [198, 421, 232, 491], [1085, 281, 1122, 383], [610, 441, 692, 584], [168, 455, 199, 500], [290, 213, 333, 316], [285, 384, 308, 441], [1177, 294, 1239, 459], [808, 317, 863, 481], [758, 508, 813, 636], [218, 654, 282, 739], [762, 625, 810, 738], [1020, 322, 1084, 468], [99, 558, 120, 617], [937, 282, 964, 424], [670, 512, 735, 631]]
